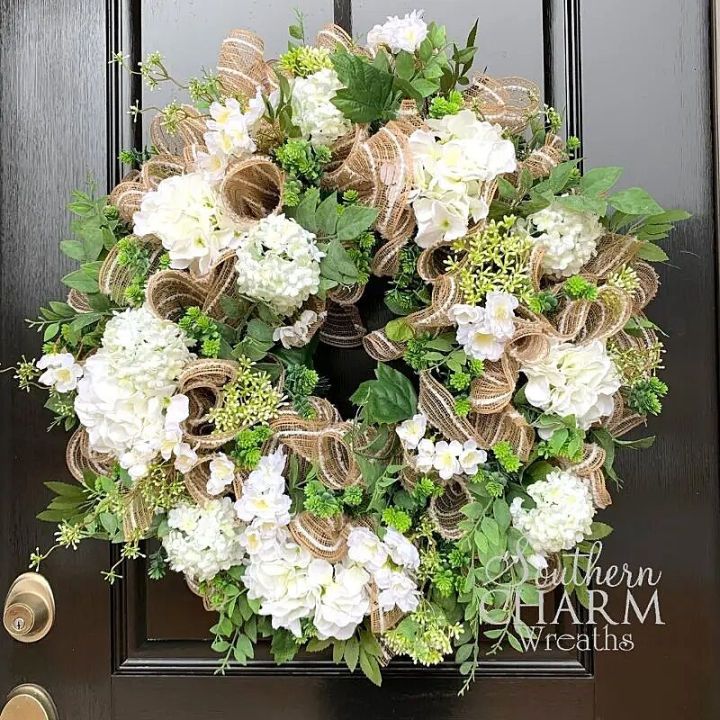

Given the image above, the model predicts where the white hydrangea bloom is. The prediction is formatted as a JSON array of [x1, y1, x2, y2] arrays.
[[520, 339, 621, 431], [414, 438, 436, 473], [291, 68, 351, 148], [374, 566, 421, 612], [395, 413, 428, 450], [272, 309, 323, 349], [367, 10, 428, 54], [204, 92, 264, 161], [172, 442, 198, 474], [409, 110, 517, 247], [451, 291, 518, 362], [510, 469, 595, 557], [234, 214, 324, 317], [314, 562, 371, 640], [36, 352, 83, 393], [383, 528, 420, 570], [73, 308, 193, 479], [133, 171, 241, 276], [527, 200, 604, 277], [162, 498, 246, 582], [206, 453, 237, 496], [346, 526, 388, 572], [234, 448, 292, 526]]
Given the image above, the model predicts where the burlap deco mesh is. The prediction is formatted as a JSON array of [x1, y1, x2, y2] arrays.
[[521, 133, 566, 179], [319, 301, 366, 348], [108, 171, 146, 225], [469, 356, 519, 415], [121, 489, 154, 538], [219, 156, 284, 227], [505, 317, 553, 364], [149, 105, 207, 156], [362, 328, 405, 362], [270, 409, 362, 489], [560, 443, 612, 509], [99, 236, 166, 304], [472, 408, 535, 462], [419, 371, 477, 445], [65, 428, 115, 482], [404, 273, 463, 332], [583, 234, 641, 279], [463, 75, 541, 133], [328, 283, 365, 306], [605, 392, 647, 438], [185, 575, 214, 612], [288, 512, 348, 562], [324, 124, 370, 176], [368, 583, 405, 633], [216, 29, 275, 98], [175, 359, 240, 449], [315, 23, 355, 53], [145, 270, 209, 323], [67, 289, 93, 313], [429, 480, 472, 540], [629, 261, 660, 312], [183, 453, 224, 504], [140, 154, 185, 190], [322, 120, 419, 268], [578, 286, 634, 343]]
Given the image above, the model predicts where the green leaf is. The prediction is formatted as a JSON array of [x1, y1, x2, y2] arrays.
[[336, 205, 378, 241], [344, 636, 360, 672], [331, 50, 399, 123], [481, 516, 500, 546], [492, 499, 511, 532], [587, 521, 613, 540], [295, 187, 320, 233], [555, 194, 607, 216], [62, 266, 100, 293], [579, 167, 623, 196], [395, 51, 416, 81], [636, 243, 669, 262], [315, 192, 339, 237], [385, 318, 414, 343], [43, 323, 60, 341], [320, 238, 360, 286], [59, 239, 87, 261], [615, 435, 656, 449], [547, 161, 579, 194], [608, 187, 664, 216], [411, 78, 438, 98], [359, 652, 382, 686], [45, 481, 87, 498], [246, 318, 275, 343], [363, 363, 418, 424]]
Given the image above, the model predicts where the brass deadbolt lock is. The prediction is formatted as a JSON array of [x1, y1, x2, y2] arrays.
[[3, 573, 55, 643], [1, 685, 58, 720]]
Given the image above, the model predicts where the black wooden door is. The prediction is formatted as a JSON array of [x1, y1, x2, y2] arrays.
[[1, 1, 720, 718]]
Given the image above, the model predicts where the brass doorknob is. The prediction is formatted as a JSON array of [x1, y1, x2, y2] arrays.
[[3, 573, 55, 643], [1, 685, 58, 720]]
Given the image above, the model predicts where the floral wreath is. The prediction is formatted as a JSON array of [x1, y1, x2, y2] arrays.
[[11, 10, 687, 692]]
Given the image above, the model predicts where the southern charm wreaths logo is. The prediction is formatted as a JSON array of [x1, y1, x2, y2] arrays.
[[7, 8, 687, 695]]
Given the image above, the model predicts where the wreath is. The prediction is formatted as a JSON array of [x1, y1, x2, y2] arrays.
[[12, 10, 688, 692]]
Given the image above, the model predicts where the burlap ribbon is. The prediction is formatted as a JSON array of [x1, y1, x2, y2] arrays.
[[463, 75, 542, 134]]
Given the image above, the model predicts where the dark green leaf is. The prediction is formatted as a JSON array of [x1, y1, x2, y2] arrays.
[[635, 243, 669, 262]]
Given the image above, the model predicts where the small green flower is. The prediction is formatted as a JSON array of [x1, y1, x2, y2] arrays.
[[429, 90, 464, 119], [627, 376, 668, 416], [454, 395, 471, 418], [492, 441, 522, 473], [341, 485, 363, 508], [278, 46, 332, 78], [382, 507, 412, 533], [563, 275, 598, 301], [304, 480, 342, 517], [448, 371, 471, 392], [527, 290, 558, 314]]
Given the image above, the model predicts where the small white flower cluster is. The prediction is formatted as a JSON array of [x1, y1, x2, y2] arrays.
[[197, 91, 266, 182], [448, 291, 519, 362], [237, 449, 420, 639], [291, 68, 351, 148], [206, 453, 237, 496], [366, 10, 428, 54], [510, 469, 595, 563], [521, 339, 621, 431], [74, 308, 193, 479], [396, 414, 487, 481], [234, 214, 324, 317], [133, 172, 241, 276], [162, 497, 246, 582], [272, 309, 324, 349], [526, 200, 604, 277], [36, 352, 83, 393], [409, 110, 517, 247]]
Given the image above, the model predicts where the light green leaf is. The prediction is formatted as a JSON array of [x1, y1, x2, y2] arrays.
[[635, 243, 669, 262], [587, 521, 613, 540], [579, 166, 623, 196], [336, 205, 378, 241], [609, 187, 664, 216], [359, 652, 382, 686], [315, 192, 339, 237], [395, 50, 416, 81], [320, 238, 360, 286]]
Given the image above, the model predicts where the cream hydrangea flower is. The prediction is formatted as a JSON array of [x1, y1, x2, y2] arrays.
[[414, 438, 437, 473], [133, 171, 241, 275], [346, 526, 388, 571], [36, 352, 83, 393], [367, 10, 428, 54], [162, 498, 246, 582], [314, 562, 371, 640], [383, 528, 420, 570], [409, 110, 517, 247], [520, 339, 621, 431], [526, 200, 604, 277], [451, 292, 518, 362], [73, 308, 193, 479], [510, 469, 595, 558], [291, 68, 351, 147], [374, 566, 421, 612], [234, 214, 324, 317]]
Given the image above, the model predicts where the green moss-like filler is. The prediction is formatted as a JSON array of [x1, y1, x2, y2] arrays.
[[231, 425, 273, 470], [278, 46, 332, 78], [304, 480, 342, 517], [627, 377, 668, 416], [429, 90, 464, 119], [447, 215, 533, 304], [207, 358, 282, 433], [382, 507, 412, 533], [492, 441, 522, 473], [563, 275, 598, 301], [178, 306, 222, 358]]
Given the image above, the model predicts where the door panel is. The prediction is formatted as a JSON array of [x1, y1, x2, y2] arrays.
[[1, 1, 719, 718]]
